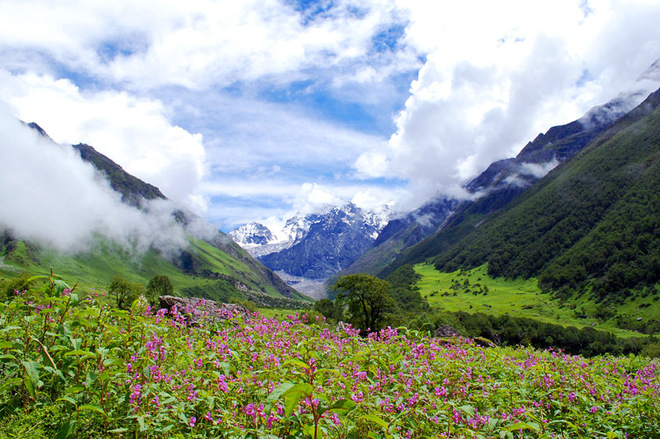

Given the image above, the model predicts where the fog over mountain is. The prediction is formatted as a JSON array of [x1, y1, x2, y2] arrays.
[[0, 106, 213, 255]]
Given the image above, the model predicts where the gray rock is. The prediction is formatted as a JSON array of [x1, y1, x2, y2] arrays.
[[435, 325, 457, 338], [158, 295, 250, 325]]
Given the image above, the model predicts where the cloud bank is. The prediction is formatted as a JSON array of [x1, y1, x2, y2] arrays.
[[0, 71, 207, 215], [354, 0, 660, 210], [0, 105, 200, 255], [1, 0, 660, 229]]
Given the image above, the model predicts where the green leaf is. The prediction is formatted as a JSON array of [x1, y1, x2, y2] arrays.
[[215, 361, 231, 375], [284, 358, 311, 371], [137, 416, 146, 431], [79, 404, 106, 417], [361, 414, 389, 430], [547, 419, 579, 431], [281, 383, 314, 417], [459, 404, 475, 417], [21, 360, 41, 393], [0, 326, 22, 333], [506, 422, 541, 432], [323, 399, 357, 417], [64, 349, 97, 359], [57, 396, 78, 405], [65, 385, 85, 395], [56, 419, 76, 439], [266, 382, 296, 404]]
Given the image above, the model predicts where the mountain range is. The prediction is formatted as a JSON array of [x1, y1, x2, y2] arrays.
[[374, 62, 660, 281], [230, 59, 660, 301], [4, 59, 660, 328], [229, 203, 389, 297]]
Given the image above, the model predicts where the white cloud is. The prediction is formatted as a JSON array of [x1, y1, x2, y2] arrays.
[[0, 71, 207, 214], [354, 0, 660, 208], [0, 106, 192, 254], [0, 0, 411, 91], [3, 0, 660, 230], [520, 159, 560, 179]]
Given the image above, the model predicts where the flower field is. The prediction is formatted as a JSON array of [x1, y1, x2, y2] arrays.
[[0, 286, 659, 438]]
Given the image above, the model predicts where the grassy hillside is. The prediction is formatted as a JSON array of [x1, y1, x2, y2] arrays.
[[0, 233, 311, 307], [0, 126, 310, 308], [413, 263, 658, 338]]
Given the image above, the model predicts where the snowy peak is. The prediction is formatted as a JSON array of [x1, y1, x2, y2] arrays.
[[228, 223, 274, 247], [228, 202, 393, 290]]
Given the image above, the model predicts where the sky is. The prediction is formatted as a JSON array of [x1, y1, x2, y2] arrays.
[[2, 0, 660, 234]]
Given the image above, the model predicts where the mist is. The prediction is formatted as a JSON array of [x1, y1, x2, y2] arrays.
[[0, 103, 203, 256]]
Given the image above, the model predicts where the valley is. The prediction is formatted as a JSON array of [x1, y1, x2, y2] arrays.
[[2, 33, 660, 439]]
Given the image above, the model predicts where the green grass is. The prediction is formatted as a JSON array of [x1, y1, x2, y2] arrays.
[[1, 289, 658, 438], [414, 263, 640, 338], [0, 236, 306, 306]]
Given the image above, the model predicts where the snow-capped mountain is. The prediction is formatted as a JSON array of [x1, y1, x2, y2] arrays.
[[227, 222, 273, 247], [229, 202, 391, 296]]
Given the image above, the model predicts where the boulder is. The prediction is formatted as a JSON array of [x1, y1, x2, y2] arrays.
[[158, 295, 250, 325], [435, 325, 457, 338]]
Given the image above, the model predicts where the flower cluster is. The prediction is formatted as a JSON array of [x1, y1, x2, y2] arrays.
[[1, 293, 659, 438]]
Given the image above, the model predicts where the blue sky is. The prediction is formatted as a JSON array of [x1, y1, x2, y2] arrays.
[[2, 0, 660, 233]]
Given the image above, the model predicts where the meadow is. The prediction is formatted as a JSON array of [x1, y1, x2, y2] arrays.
[[0, 275, 658, 438], [413, 264, 656, 338]]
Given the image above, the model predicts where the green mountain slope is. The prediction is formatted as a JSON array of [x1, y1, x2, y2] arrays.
[[0, 125, 310, 306], [0, 232, 309, 306], [384, 88, 660, 307]]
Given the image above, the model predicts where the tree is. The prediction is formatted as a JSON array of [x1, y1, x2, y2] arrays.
[[313, 298, 343, 322], [332, 274, 396, 332], [146, 274, 174, 304], [107, 275, 145, 310]]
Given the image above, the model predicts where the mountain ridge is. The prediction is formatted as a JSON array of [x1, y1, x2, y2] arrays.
[[0, 123, 309, 305], [396, 86, 660, 308], [362, 61, 660, 281]]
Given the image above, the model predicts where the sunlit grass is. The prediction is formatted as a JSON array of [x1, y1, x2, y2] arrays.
[[414, 263, 637, 338]]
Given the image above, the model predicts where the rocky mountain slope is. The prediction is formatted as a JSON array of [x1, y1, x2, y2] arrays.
[[230, 203, 389, 296], [389, 85, 660, 307]]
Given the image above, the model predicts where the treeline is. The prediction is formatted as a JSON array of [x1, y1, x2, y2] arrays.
[[430, 311, 652, 357], [314, 267, 659, 358]]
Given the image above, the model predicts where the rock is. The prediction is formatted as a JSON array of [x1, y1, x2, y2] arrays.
[[158, 295, 250, 325], [435, 325, 457, 338]]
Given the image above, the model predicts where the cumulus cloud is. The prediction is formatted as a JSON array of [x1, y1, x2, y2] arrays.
[[354, 0, 660, 209], [0, 0, 411, 91], [0, 104, 198, 255], [3, 0, 660, 230]]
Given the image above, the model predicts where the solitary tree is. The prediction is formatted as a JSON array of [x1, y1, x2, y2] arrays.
[[333, 274, 395, 332], [146, 274, 174, 304], [107, 275, 145, 310]]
